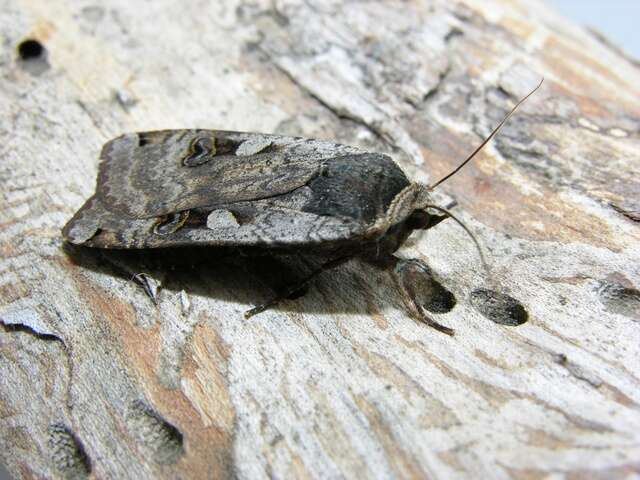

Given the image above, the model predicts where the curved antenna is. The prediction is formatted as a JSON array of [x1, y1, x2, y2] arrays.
[[423, 204, 490, 279], [429, 78, 544, 190]]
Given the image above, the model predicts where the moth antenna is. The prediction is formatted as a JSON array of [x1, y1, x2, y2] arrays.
[[423, 204, 490, 279], [429, 78, 544, 190]]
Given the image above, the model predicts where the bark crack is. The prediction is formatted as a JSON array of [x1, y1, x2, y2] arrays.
[[610, 203, 640, 223], [1, 315, 75, 418], [1, 319, 65, 344]]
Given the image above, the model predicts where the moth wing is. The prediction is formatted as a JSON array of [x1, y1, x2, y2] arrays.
[[63, 131, 411, 249], [96, 130, 361, 218], [62, 192, 367, 249]]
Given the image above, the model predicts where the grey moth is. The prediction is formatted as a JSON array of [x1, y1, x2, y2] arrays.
[[63, 83, 541, 334]]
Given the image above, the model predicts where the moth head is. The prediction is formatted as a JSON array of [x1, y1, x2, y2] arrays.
[[409, 188, 491, 277], [400, 183, 446, 231], [386, 182, 488, 275], [368, 183, 444, 257]]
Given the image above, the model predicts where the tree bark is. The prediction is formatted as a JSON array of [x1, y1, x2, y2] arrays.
[[1, 0, 639, 478]]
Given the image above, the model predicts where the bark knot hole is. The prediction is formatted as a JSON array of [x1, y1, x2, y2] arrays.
[[47, 424, 92, 479], [470, 289, 528, 326], [598, 282, 640, 321], [126, 400, 184, 465], [422, 277, 456, 313], [17, 38, 44, 60], [17, 38, 49, 75], [402, 261, 457, 313]]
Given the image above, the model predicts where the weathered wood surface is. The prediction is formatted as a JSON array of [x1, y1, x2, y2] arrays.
[[1, 0, 639, 478]]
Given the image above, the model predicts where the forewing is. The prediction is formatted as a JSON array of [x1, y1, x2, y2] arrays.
[[63, 131, 411, 250], [96, 130, 361, 218], [62, 191, 365, 250]]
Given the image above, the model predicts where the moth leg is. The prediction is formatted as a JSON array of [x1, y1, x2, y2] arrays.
[[393, 257, 455, 336], [244, 255, 353, 319]]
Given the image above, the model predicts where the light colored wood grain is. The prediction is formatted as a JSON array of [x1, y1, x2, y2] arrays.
[[1, 0, 639, 478]]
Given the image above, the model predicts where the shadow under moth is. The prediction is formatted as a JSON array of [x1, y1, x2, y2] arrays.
[[63, 82, 542, 335]]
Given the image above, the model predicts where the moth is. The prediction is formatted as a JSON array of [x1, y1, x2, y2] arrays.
[[63, 82, 541, 335]]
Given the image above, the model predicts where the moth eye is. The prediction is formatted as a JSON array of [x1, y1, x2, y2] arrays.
[[405, 210, 430, 230], [153, 211, 190, 235], [183, 136, 216, 167]]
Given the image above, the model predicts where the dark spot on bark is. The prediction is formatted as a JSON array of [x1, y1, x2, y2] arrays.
[[420, 277, 456, 314], [470, 289, 528, 326], [400, 261, 456, 314], [48, 424, 92, 479], [598, 282, 640, 321], [554, 353, 568, 365], [244, 40, 261, 53], [126, 401, 184, 465], [426, 284, 455, 313], [17, 38, 44, 60], [444, 27, 464, 43], [17, 38, 49, 75]]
